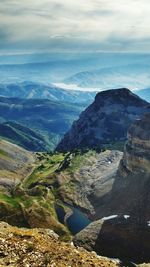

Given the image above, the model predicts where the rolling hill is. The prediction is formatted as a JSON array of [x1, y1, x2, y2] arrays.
[[0, 121, 50, 151]]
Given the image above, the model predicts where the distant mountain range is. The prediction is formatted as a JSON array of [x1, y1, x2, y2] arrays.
[[1, 53, 150, 94], [0, 81, 149, 106], [0, 97, 84, 151], [1, 52, 150, 84], [65, 64, 150, 90], [0, 81, 96, 105]]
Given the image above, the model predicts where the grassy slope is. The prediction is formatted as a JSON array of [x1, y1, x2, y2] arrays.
[[0, 146, 94, 239], [0, 142, 123, 239], [0, 141, 71, 239]]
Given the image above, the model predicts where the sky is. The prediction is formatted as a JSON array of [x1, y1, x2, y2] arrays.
[[0, 0, 150, 54]]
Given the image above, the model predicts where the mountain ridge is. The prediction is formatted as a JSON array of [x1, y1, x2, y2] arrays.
[[0, 81, 97, 105], [65, 64, 150, 89]]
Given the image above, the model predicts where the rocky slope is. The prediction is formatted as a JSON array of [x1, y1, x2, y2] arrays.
[[64, 64, 150, 89], [56, 150, 123, 215], [74, 113, 150, 263], [56, 88, 150, 152], [0, 222, 120, 267], [0, 139, 35, 188]]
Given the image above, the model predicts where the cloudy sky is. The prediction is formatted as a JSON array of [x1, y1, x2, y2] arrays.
[[0, 0, 150, 54]]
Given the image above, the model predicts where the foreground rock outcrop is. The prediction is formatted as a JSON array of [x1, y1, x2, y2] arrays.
[[0, 222, 120, 267], [56, 88, 150, 152], [74, 113, 150, 264], [74, 216, 150, 264]]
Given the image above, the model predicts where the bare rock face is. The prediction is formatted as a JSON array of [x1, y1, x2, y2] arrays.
[[90, 113, 150, 220], [74, 114, 150, 264], [112, 113, 150, 221], [57, 150, 123, 216], [119, 113, 150, 176], [56, 88, 150, 152]]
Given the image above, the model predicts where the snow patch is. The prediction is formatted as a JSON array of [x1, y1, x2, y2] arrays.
[[102, 215, 118, 221]]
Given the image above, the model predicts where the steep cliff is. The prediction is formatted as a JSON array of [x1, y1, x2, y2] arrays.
[[74, 113, 150, 263], [109, 113, 150, 220]]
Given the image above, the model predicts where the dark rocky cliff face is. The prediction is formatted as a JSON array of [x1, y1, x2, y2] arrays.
[[111, 113, 150, 221], [90, 113, 150, 220], [74, 113, 150, 263], [56, 88, 150, 152]]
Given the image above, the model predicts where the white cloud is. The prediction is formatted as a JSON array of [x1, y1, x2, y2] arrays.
[[0, 0, 150, 52], [53, 83, 99, 92]]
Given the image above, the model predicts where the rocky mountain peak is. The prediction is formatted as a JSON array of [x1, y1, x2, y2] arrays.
[[95, 88, 143, 103], [56, 88, 150, 152]]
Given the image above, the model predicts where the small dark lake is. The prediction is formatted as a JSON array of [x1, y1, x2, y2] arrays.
[[55, 204, 91, 235]]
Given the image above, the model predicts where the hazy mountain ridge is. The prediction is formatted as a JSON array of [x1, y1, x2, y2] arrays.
[[65, 64, 150, 90], [0, 81, 97, 105], [0, 96, 84, 150], [0, 121, 50, 151], [1, 52, 150, 84]]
